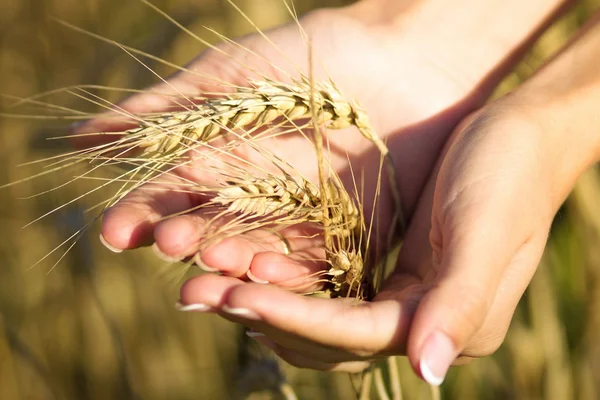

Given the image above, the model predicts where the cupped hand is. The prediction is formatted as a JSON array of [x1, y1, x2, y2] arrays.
[[84, 0, 562, 385], [95, 1, 510, 261], [180, 9, 600, 383], [178, 101, 560, 383]]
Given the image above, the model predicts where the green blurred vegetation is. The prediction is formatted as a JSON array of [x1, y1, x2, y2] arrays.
[[1, 0, 600, 399]]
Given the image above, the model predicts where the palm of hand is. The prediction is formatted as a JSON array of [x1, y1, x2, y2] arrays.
[[94, 6, 497, 375], [100, 8, 478, 259]]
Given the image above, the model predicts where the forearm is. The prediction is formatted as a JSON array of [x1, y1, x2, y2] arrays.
[[513, 11, 600, 203], [351, 0, 574, 92], [413, 0, 573, 79]]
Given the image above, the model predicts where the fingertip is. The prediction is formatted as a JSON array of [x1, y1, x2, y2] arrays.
[[153, 215, 205, 260], [152, 243, 182, 263], [180, 274, 244, 307], [223, 282, 297, 319], [246, 270, 269, 284], [418, 331, 457, 386], [194, 254, 218, 272], [250, 252, 308, 285], [101, 205, 155, 250], [99, 233, 123, 253], [406, 280, 491, 384], [69, 120, 85, 133], [249, 250, 325, 293], [200, 237, 256, 277]]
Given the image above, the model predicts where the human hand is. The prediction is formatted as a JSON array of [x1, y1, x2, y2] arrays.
[[179, 10, 600, 385], [95, 0, 562, 261], [81, 0, 573, 384]]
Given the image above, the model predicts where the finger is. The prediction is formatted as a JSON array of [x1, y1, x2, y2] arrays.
[[248, 248, 326, 292], [460, 232, 549, 357], [196, 235, 322, 282], [98, 135, 260, 253], [274, 348, 371, 373], [100, 177, 201, 251], [179, 278, 416, 358], [406, 116, 547, 386], [195, 223, 320, 270], [408, 233, 547, 386], [250, 335, 371, 372], [178, 273, 245, 309], [152, 212, 325, 281]]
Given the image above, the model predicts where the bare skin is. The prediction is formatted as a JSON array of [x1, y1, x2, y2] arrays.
[[87, 0, 587, 385]]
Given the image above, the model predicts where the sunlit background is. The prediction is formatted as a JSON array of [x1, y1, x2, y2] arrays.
[[1, 0, 600, 399]]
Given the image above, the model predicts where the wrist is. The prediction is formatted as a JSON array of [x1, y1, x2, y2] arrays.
[[511, 13, 600, 202], [349, 0, 573, 94], [411, 0, 573, 89]]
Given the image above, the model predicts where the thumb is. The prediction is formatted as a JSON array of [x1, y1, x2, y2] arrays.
[[408, 201, 519, 386], [406, 115, 545, 386]]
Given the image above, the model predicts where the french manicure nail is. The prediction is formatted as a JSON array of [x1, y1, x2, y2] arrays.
[[175, 301, 211, 312], [246, 270, 269, 284], [419, 331, 457, 386], [194, 254, 218, 272], [221, 305, 261, 320], [245, 331, 265, 338], [152, 243, 182, 263], [99, 234, 123, 253]]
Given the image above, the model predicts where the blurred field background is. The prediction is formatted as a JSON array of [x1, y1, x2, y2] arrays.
[[1, 0, 600, 399]]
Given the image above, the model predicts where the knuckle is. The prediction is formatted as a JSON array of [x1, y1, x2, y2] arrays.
[[442, 284, 492, 346], [465, 328, 508, 358]]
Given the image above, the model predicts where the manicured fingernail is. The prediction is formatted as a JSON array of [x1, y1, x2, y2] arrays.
[[419, 331, 457, 386], [99, 234, 123, 253], [245, 330, 265, 338], [152, 243, 182, 263], [246, 270, 269, 284], [222, 305, 260, 320], [194, 254, 218, 272], [175, 301, 211, 312]]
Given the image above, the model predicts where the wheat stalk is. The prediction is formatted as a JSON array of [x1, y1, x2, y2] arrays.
[[195, 171, 370, 298], [130, 75, 403, 231], [158, 139, 370, 298], [0, 1, 423, 398], [3, 75, 402, 228], [3, 74, 396, 298], [210, 174, 359, 234], [3, 4, 396, 393], [135, 78, 356, 154]]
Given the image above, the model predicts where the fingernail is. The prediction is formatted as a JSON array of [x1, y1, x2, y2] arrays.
[[419, 331, 457, 386], [152, 243, 183, 263], [99, 234, 123, 253], [221, 305, 260, 320], [194, 254, 218, 272], [245, 330, 265, 338], [246, 270, 269, 284], [175, 300, 211, 312]]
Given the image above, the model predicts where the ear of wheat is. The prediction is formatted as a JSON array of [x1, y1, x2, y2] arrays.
[[183, 152, 369, 298], [2, 0, 408, 396], [2, 76, 402, 298], [2, 76, 402, 234]]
